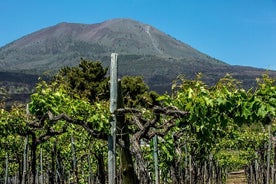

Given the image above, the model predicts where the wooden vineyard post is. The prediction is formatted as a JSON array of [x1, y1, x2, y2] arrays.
[[267, 124, 272, 184], [153, 134, 160, 184], [108, 53, 118, 184], [88, 154, 93, 184], [255, 151, 259, 183], [40, 148, 43, 184], [22, 104, 29, 184], [22, 136, 28, 184], [71, 135, 79, 183], [5, 153, 8, 184]]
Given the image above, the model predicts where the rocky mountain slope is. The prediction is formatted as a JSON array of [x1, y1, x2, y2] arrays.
[[0, 18, 225, 71], [0, 18, 275, 95]]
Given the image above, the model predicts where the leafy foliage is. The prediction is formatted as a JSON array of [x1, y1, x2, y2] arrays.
[[0, 59, 275, 183], [55, 58, 110, 102]]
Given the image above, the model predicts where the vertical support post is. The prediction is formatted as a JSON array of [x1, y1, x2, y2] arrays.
[[22, 136, 28, 184], [153, 135, 159, 184], [22, 104, 29, 184], [184, 143, 188, 183], [88, 154, 92, 184], [267, 124, 272, 184], [189, 154, 192, 184], [255, 151, 259, 183], [5, 153, 8, 184], [71, 135, 78, 183], [108, 53, 118, 184], [40, 148, 43, 184]]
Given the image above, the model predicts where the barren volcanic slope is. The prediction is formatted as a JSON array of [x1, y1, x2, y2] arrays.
[[0, 18, 275, 93], [0, 19, 223, 71]]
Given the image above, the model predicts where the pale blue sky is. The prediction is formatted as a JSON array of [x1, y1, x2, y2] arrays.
[[1, 0, 276, 69]]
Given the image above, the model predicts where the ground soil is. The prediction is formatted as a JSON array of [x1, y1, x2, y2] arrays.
[[226, 170, 247, 184]]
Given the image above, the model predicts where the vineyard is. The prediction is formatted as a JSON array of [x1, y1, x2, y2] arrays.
[[0, 57, 275, 184]]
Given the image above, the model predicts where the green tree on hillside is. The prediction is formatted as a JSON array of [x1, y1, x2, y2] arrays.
[[55, 58, 109, 102], [55, 58, 158, 107]]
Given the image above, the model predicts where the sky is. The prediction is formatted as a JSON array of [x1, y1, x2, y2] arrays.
[[1, 0, 276, 70]]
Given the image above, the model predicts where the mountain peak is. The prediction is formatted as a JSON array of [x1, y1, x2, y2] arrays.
[[102, 18, 139, 24], [0, 18, 275, 94], [0, 18, 226, 71]]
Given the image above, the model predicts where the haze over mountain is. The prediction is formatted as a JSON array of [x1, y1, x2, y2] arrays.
[[0, 18, 275, 95]]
